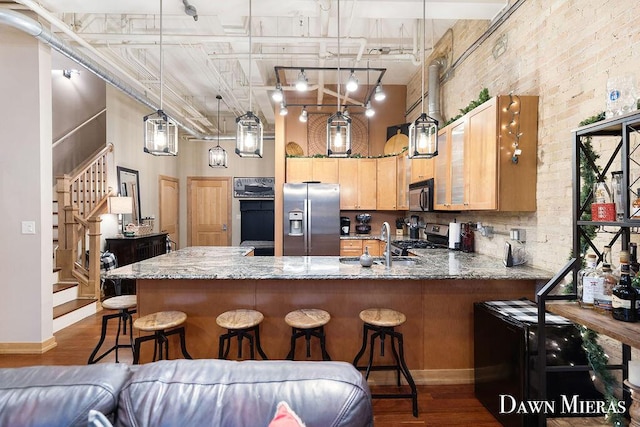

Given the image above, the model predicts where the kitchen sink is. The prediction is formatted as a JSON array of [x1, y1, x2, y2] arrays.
[[338, 257, 417, 266]]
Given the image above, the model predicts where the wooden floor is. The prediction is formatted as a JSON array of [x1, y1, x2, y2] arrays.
[[0, 312, 610, 426]]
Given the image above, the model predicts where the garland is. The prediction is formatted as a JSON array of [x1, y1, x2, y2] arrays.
[[575, 111, 621, 426], [442, 88, 491, 127]]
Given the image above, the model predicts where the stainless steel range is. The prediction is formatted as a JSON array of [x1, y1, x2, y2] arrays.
[[390, 223, 449, 256]]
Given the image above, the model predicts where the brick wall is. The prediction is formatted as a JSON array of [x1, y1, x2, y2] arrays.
[[406, 0, 640, 273]]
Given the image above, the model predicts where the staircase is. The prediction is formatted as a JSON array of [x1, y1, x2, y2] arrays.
[[53, 143, 114, 331]]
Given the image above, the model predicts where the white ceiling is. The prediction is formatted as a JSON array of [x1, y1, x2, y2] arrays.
[[10, 0, 506, 138]]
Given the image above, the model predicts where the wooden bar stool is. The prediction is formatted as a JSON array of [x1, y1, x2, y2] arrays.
[[88, 295, 137, 364], [285, 308, 331, 360], [132, 311, 192, 364], [216, 309, 268, 360], [352, 308, 418, 417]]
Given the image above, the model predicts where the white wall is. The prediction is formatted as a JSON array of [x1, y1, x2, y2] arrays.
[[0, 20, 53, 346]]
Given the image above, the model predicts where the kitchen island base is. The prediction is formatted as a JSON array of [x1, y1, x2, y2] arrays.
[[135, 277, 538, 382]]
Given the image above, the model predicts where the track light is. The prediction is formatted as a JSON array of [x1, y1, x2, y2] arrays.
[[295, 70, 308, 91], [346, 70, 358, 92], [182, 0, 198, 21], [365, 101, 375, 117], [279, 102, 288, 116], [272, 85, 284, 103], [299, 107, 308, 122], [374, 84, 386, 101]]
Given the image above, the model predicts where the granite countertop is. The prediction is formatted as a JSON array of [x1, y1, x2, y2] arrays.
[[104, 246, 553, 281]]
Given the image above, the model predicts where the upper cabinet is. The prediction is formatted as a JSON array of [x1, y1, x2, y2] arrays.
[[410, 157, 434, 183], [286, 158, 339, 183], [339, 158, 377, 210], [377, 155, 409, 210], [433, 95, 538, 212]]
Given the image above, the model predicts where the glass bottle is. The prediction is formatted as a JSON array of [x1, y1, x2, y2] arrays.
[[578, 254, 602, 309], [594, 263, 614, 314], [632, 189, 640, 219], [593, 180, 611, 204], [612, 251, 637, 322], [630, 242, 639, 276], [611, 171, 623, 220]]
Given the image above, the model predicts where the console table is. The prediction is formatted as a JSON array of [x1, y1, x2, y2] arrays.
[[105, 232, 168, 294]]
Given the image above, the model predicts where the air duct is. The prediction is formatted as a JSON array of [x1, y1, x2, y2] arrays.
[[427, 57, 446, 125], [0, 8, 213, 140]]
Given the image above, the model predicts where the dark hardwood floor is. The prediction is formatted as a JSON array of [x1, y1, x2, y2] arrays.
[[4, 311, 590, 426]]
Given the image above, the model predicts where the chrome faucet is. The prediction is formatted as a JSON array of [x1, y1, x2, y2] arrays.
[[381, 221, 392, 268]]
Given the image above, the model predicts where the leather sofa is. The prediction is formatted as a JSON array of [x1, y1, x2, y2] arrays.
[[0, 359, 373, 427]]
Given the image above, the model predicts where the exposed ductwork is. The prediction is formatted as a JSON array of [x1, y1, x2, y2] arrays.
[[428, 57, 446, 125], [0, 8, 214, 140]]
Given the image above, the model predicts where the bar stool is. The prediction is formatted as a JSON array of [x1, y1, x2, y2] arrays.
[[285, 308, 331, 360], [132, 310, 192, 364], [352, 308, 418, 417], [216, 309, 268, 360], [88, 295, 137, 364]]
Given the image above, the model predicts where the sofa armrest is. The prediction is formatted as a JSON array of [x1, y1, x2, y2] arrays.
[[0, 363, 131, 427], [117, 359, 372, 427]]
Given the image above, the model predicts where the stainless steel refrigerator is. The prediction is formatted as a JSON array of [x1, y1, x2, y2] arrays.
[[283, 183, 340, 255]]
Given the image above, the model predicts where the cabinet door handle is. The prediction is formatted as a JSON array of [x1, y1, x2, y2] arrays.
[[222, 224, 227, 231]]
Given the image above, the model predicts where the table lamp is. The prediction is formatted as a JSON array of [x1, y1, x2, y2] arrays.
[[108, 196, 133, 236]]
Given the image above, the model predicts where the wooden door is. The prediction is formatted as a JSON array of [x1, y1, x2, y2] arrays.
[[466, 98, 498, 210], [376, 156, 397, 210], [357, 159, 378, 210], [159, 175, 179, 248], [338, 159, 359, 209], [187, 177, 232, 247]]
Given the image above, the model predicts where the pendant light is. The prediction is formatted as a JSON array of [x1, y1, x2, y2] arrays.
[[236, 0, 264, 158], [209, 95, 228, 168], [408, 0, 438, 159], [327, 0, 352, 158], [144, 0, 178, 156]]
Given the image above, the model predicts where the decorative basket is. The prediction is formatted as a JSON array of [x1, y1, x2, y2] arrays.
[[591, 203, 616, 222], [125, 223, 153, 236]]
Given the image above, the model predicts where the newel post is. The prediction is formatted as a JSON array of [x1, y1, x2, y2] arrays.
[[57, 205, 79, 279], [55, 174, 71, 254], [80, 216, 103, 300]]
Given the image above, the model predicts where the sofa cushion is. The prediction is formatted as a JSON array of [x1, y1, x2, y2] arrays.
[[117, 359, 373, 427], [0, 363, 131, 427]]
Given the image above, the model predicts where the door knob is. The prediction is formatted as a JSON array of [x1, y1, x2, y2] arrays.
[[222, 224, 227, 231]]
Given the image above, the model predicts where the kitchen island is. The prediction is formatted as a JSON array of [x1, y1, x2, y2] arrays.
[[106, 246, 552, 384]]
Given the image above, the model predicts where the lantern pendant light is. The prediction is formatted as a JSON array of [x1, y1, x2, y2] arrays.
[[327, 0, 352, 157], [236, 0, 264, 158], [209, 95, 228, 168], [144, 0, 178, 156], [408, 0, 438, 159]]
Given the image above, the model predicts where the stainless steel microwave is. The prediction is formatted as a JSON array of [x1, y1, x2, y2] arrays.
[[409, 179, 434, 212]]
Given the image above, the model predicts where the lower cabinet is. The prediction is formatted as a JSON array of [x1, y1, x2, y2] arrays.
[[339, 239, 383, 256]]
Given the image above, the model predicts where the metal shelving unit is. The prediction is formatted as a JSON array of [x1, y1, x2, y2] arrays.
[[536, 110, 640, 426]]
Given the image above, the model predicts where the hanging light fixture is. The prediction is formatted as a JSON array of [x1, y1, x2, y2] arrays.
[[299, 106, 308, 123], [365, 101, 375, 117], [327, 0, 351, 158], [346, 70, 358, 92], [295, 69, 309, 91], [236, 0, 263, 158], [209, 95, 228, 168], [272, 84, 284, 102], [279, 102, 288, 116], [374, 84, 386, 101], [408, 0, 438, 159], [144, 0, 178, 156]]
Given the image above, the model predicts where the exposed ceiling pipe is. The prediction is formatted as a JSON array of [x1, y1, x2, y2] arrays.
[[428, 57, 446, 125], [0, 7, 214, 140]]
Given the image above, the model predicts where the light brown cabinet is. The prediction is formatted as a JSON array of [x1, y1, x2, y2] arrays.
[[434, 95, 538, 212], [339, 239, 382, 256], [410, 157, 434, 183], [286, 158, 339, 183], [338, 158, 377, 210], [376, 155, 409, 210]]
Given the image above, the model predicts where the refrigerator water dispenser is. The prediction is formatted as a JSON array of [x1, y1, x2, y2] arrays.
[[288, 210, 304, 236]]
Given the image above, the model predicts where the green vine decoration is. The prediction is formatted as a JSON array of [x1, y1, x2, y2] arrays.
[[443, 88, 491, 126], [579, 326, 625, 427]]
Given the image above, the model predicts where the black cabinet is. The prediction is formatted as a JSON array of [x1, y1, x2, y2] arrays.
[[475, 300, 601, 427], [105, 232, 168, 294]]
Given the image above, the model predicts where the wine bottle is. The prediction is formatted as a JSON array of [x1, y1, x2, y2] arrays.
[[612, 251, 637, 322]]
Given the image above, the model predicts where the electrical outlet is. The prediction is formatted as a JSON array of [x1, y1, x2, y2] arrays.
[[21, 221, 36, 234]]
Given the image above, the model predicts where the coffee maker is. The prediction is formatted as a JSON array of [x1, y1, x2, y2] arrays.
[[409, 215, 420, 239], [340, 216, 351, 235]]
